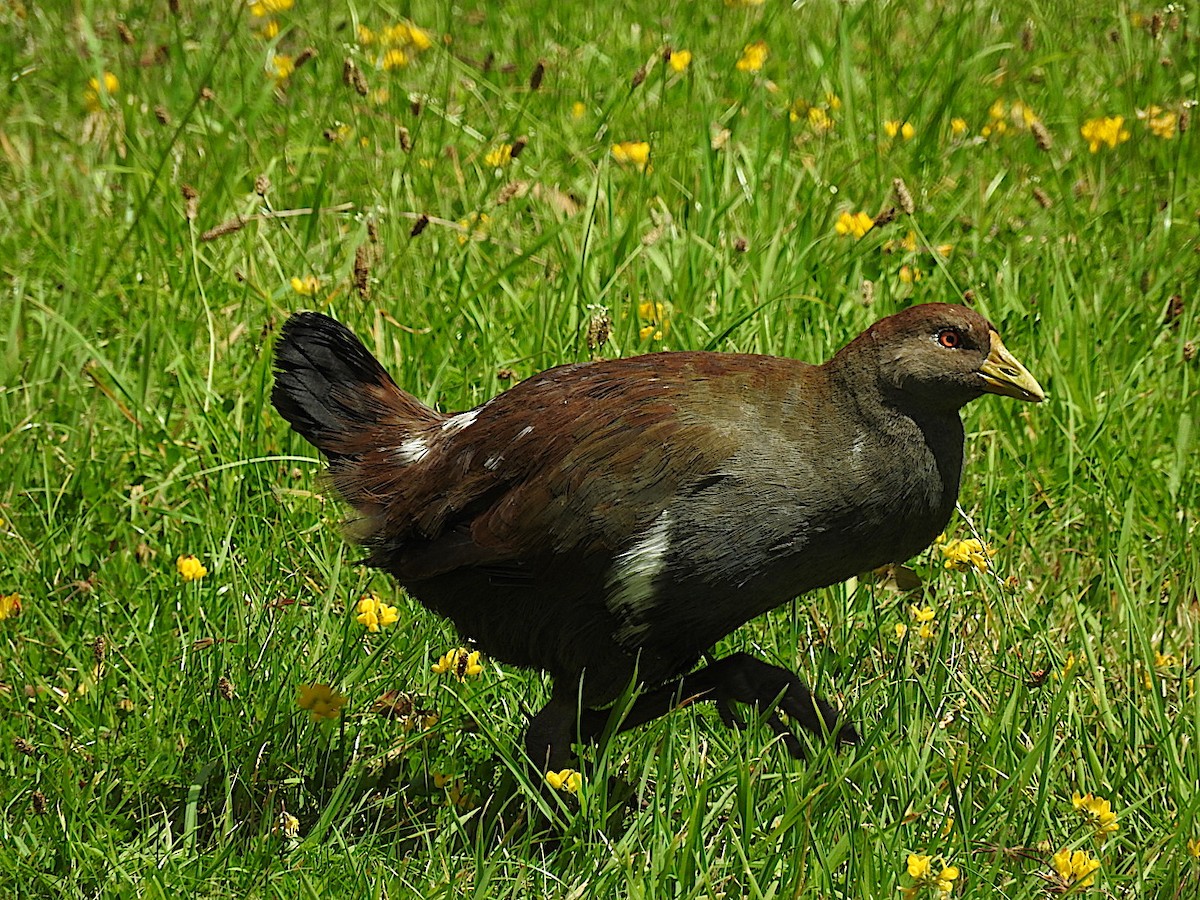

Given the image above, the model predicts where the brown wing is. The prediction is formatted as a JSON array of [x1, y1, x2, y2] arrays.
[[343, 352, 784, 580]]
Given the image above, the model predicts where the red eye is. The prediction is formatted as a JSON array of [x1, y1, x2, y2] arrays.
[[937, 329, 961, 348]]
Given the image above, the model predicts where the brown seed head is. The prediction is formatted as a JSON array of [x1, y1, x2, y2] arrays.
[[734, 236, 749, 253], [199, 86, 215, 102], [93, 635, 107, 666], [117, 22, 135, 45], [1165, 294, 1184, 324], [873, 207, 898, 228], [1032, 186, 1052, 209], [410, 213, 430, 237], [496, 367, 517, 381], [31, 790, 47, 815], [217, 676, 235, 700], [1179, 108, 1189, 134], [1031, 120, 1052, 151], [586, 309, 612, 352], [14, 737, 35, 756], [892, 178, 914, 215], [1021, 21, 1035, 52], [529, 59, 545, 91], [962, 289, 976, 304], [861, 279, 875, 306], [1184, 340, 1197, 362], [295, 47, 318, 70], [631, 65, 647, 90], [353, 245, 371, 299], [200, 217, 246, 242], [510, 135, 528, 158], [398, 126, 412, 152], [1150, 11, 1163, 38], [367, 219, 379, 243], [154, 105, 171, 125], [410, 96, 423, 116]]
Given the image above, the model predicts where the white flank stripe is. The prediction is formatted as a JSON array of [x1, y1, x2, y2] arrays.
[[395, 435, 431, 464], [607, 511, 672, 644]]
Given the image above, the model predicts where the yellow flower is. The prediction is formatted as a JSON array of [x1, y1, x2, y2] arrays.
[[1072, 792, 1119, 838], [432, 648, 484, 681], [176, 555, 207, 582], [250, 0, 293, 14], [271, 54, 294, 81], [290, 275, 320, 296], [382, 48, 409, 70], [355, 594, 399, 632], [1052, 848, 1100, 888], [255, 19, 280, 39], [273, 810, 299, 838], [1155, 650, 1178, 671], [807, 106, 833, 131], [1011, 100, 1039, 128], [485, 143, 513, 167], [834, 211, 873, 239], [895, 623, 908, 640], [296, 683, 348, 722], [456, 212, 490, 244], [1188, 837, 1200, 858], [611, 141, 651, 171], [1137, 105, 1177, 139], [545, 768, 583, 793], [1080, 116, 1130, 152], [885, 120, 916, 140], [571, 101, 587, 119], [918, 622, 935, 641], [950, 117, 968, 136], [909, 604, 935, 623], [899, 265, 922, 284], [357, 24, 375, 45], [905, 855, 958, 894], [736, 41, 769, 73], [637, 300, 670, 343], [668, 49, 692, 73], [381, 22, 433, 51], [0, 592, 21, 621], [84, 72, 119, 112], [940, 537, 996, 573]]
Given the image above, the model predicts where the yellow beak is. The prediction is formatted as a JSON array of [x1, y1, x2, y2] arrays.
[[979, 330, 1045, 403]]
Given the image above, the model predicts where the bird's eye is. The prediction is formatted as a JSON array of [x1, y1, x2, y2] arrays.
[[937, 329, 961, 349]]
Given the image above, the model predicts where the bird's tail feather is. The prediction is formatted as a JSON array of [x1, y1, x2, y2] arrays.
[[272, 312, 440, 461]]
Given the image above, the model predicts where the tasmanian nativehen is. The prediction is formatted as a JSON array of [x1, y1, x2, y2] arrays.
[[272, 304, 1043, 768]]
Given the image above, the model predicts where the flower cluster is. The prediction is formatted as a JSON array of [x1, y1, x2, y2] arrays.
[[356, 594, 399, 632], [1080, 116, 1130, 152], [273, 810, 300, 839], [290, 275, 320, 296], [485, 144, 513, 168], [903, 854, 959, 896], [296, 683, 348, 722], [249, 0, 292, 38], [432, 647, 484, 681], [1137, 105, 1177, 139], [84, 72, 119, 113], [790, 94, 840, 132], [546, 768, 583, 793], [1072, 792, 1119, 838], [611, 141, 651, 171], [940, 537, 995, 573], [176, 554, 207, 582], [835, 211, 874, 240], [638, 300, 670, 342], [736, 41, 769, 73], [981, 99, 1039, 138], [885, 120, 916, 141], [357, 20, 434, 71], [1052, 848, 1100, 888]]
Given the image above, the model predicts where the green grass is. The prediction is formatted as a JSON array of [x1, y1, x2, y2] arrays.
[[1, 0, 1198, 896]]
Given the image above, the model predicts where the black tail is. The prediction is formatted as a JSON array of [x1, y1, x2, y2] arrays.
[[272, 312, 438, 459]]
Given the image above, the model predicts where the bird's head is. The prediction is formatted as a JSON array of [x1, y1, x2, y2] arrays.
[[839, 303, 1045, 411]]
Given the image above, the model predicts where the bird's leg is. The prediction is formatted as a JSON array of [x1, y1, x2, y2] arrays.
[[524, 688, 578, 774], [577, 652, 857, 758]]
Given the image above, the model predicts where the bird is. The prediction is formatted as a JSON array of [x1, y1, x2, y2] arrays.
[[271, 303, 1044, 770]]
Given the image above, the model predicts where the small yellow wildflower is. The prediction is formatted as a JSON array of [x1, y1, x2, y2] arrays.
[[1155, 650, 1178, 671], [638, 300, 669, 342], [296, 683, 348, 722], [271, 54, 294, 81], [485, 143, 513, 167], [834, 211, 874, 239], [736, 41, 769, 73], [290, 275, 320, 296], [895, 623, 908, 640], [357, 24, 375, 45], [909, 604, 935, 624], [885, 120, 916, 140], [456, 212, 490, 244], [1011, 101, 1039, 128], [1080, 116, 1130, 152], [1188, 837, 1200, 858], [807, 106, 833, 131], [1072, 792, 1119, 838], [0, 592, 21, 621], [1137, 105, 1177, 139], [382, 48, 409, 70], [250, 0, 294, 14], [84, 72, 119, 112], [176, 555, 207, 582], [827, 92, 842, 110], [355, 594, 399, 632], [273, 810, 300, 838], [545, 768, 583, 793], [668, 50, 692, 73], [1052, 848, 1100, 888], [899, 265, 922, 284], [255, 19, 280, 40], [611, 141, 651, 171], [918, 622, 935, 641], [904, 854, 959, 895], [940, 537, 996, 573], [950, 117, 968, 137], [571, 101, 587, 119], [432, 648, 484, 681]]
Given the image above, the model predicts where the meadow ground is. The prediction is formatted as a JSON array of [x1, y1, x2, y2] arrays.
[[1, 1, 1198, 896]]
